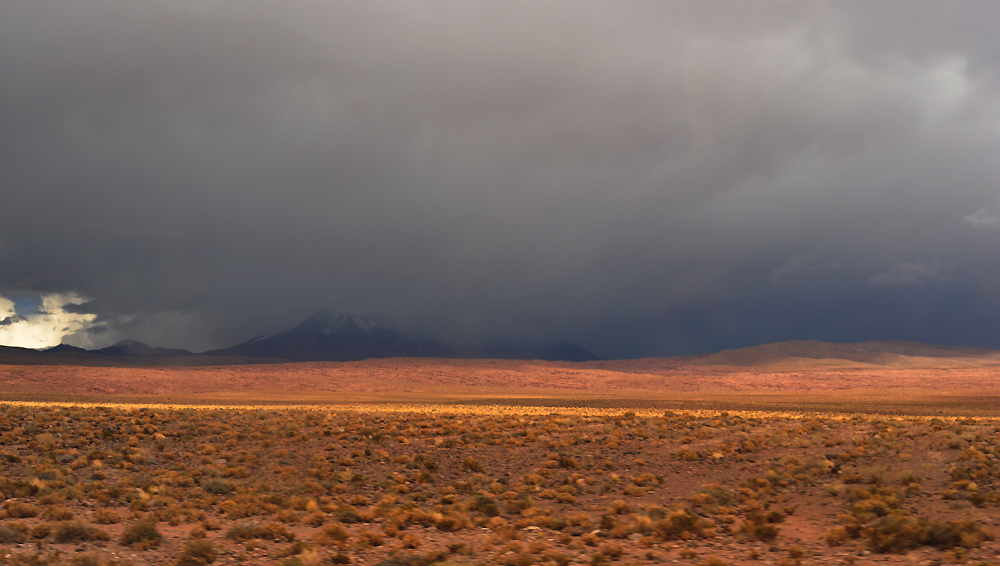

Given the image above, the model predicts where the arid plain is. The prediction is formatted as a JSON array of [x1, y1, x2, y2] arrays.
[[1, 342, 1000, 566], [4, 340, 1000, 414]]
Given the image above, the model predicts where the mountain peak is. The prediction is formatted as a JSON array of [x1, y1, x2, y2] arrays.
[[205, 308, 600, 362], [209, 309, 443, 361], [295, 310, 397, 335], [45, 344, 89, 354]]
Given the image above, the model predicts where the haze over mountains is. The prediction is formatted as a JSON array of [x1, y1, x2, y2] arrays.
[[1, 308, 999, 372], [0, 310, 603, 365], [4, 334, 1000, 402], [207, 311, 454, 361], [207, 310, 600, 363]]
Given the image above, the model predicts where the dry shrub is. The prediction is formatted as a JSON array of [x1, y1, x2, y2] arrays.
[[737, 509, 782, 543], [357, 530, 385, 548], [202, 479, 233, 495], [314, 523, 350, 546], [302, 512, 326, 526], [655, 510, 714, 540], [3, 501, 39, 518], [866, 517, 992, 553], [54, 522, 111, 543], [275, 508, 300, 524], [188, 525, 207, 539], [691, 493, 716, 507], [825, 526, 849, 546], [472, 493, 500, 517], [91, 508, 123, 524], [30, 523, 51, 539], [434, 512, 469, 532], [555, 491, 577, 503], [225, 522, 296, 543], [461, 458, 484, 473], [565, 511, 590, 527], [830, 485, 993, 553], [597, 543, 622, 558], [348, 495, 370, 507], [175, 539, 217, 566], [42, 505, 74, 521], [0, 523, 26, 544], [622, 485, 644, 497], [33, 433, 57, 451], [120, 519, 163, 549], [400, 532, 421, 549], [675, 448, 700, 461], [335, 505, 361, 524]]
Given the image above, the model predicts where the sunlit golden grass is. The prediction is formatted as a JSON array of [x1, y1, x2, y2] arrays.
[[5, 382, 1000, 419], [7, 358, 1000, 416], [0, 398, 986, 423]]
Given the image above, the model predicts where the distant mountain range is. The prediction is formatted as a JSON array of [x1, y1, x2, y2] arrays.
[[205, 310, 455, 361], [5, 309, 997, 368], [206, 310, 602, 362], [0, 309, 603, 365]]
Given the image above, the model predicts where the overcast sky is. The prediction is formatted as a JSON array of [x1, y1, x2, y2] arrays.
[[3, 0, 1000, 357]]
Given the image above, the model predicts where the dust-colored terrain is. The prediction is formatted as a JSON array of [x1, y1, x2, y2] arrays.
[[0, 342, 999, 566], [3, 345, 1000, 414], [0, 403, 998, 566]]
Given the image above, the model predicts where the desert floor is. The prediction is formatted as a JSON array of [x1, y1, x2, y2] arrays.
[[3, 358, 1000, 415], [0, 359, 998, 565]]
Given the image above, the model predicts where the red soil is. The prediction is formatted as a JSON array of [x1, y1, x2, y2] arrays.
[[2, 356, 1000, 398]]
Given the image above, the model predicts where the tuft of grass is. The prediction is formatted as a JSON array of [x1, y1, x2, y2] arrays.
[[91, 508, 123, 524], [0, 523, 26, 544], [53, 522, 111, 543], [120, 519, 163, 549], [3, 501, 39, 518], [174, 539, 217, 566], [461, 458, 484, 473], [41, 505, 74, 521], [202, 479, 234, 495], [226, 522, 296, 543]]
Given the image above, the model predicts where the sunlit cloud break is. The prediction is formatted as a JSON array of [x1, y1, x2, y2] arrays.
[[0, 293, 97, 349]]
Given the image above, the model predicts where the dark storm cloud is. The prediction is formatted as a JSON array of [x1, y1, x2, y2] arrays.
[[3, 0, 1000, 356]]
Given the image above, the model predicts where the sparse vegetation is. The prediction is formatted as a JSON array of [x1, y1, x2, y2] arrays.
[[0, 401, 993, 564], [121, 519, 163, 549], [52, 522, 110, 543], [174, 539, 217, 566]]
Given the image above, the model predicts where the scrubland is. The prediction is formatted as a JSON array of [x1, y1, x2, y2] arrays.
[[0, 402, 996, 566]]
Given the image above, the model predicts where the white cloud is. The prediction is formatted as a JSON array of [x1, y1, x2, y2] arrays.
[[867, 262, 946, 288], [0, 297, 18, 324], [964, 208, 1000, 232], [0, 293, 97, 349]]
